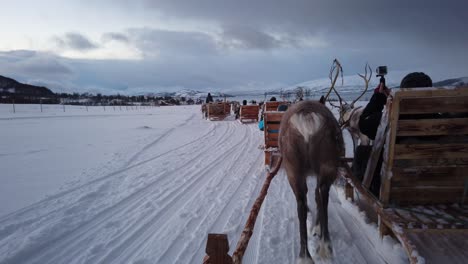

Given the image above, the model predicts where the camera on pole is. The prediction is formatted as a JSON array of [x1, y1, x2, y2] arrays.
[[376, 66, 387, 86]]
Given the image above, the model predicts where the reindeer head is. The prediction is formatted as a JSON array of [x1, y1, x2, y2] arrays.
[[327, 62, 372, 128]]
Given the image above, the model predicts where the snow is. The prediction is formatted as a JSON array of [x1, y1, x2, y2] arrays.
[[0, 103, 408, 263]]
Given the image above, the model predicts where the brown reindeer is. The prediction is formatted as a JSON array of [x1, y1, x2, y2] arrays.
[[279, 100, 345, 262], [329, 63, 372, 151]]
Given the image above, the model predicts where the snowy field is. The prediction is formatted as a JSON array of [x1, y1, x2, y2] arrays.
[[0, 104, 407, 263]]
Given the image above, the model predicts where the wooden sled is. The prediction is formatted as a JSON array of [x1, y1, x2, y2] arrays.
[[239, 105, 260, 123], [263, 111, 284, 166], [207, 102, 230, 121], [342, 86, 468, 263], [263, 101, 283, 112]]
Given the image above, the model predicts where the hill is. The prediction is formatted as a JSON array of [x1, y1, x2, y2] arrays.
[[0, 75, 54, 97]]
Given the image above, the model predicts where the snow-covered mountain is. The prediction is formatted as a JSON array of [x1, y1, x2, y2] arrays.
[[433, 77, 468, 87]]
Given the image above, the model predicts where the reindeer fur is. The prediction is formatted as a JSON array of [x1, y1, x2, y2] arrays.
[[279, 101, 345, 261]]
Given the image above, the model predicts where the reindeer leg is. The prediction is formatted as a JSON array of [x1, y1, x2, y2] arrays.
[[316, 167, 335, 259], [313, 186, 321, 237], [288, 172, 312, 260]]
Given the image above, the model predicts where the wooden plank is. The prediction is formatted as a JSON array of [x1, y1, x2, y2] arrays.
[[394, 143, 468, 160], [404, 229, 468, 264], [263, 112, 284, 122], [264, 102, 283, 111], [394, 86, 468, 98], [265, 140, 279, 147], [204, 233, 233, 264], [265, 124, 281, 131], [391, 167, 467, 187], [363, 97, 392, 189], [390, 187, 464, 205], [381, 96, 399, 205], [397, 118, 468, 136], [398, 96, 468, 114], [394, 158, 468, 167]]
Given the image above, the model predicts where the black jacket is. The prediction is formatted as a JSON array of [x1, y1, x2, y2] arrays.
[[359, 93, 387, 140]]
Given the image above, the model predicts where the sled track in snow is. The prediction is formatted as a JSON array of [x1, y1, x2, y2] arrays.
[[0, 115, 217, 224], [0, 119, 264, 264], [0, 111, 406, 264]]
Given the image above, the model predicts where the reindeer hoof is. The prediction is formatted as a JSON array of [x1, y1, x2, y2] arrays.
[[316, 240, 333, 259]]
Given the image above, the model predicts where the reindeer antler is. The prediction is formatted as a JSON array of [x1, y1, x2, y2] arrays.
[[350, 63, 372, 108], [323, 59, 343, 102]]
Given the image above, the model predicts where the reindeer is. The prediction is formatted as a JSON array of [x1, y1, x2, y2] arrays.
[[329, 63, 372, 151], [201, 103, 208, 119], [280, 101, 344, 262], [279, 59, 345, 262]]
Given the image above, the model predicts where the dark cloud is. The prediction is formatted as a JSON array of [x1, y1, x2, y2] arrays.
[[136, 0, 468, 51], [0, 51, 74, 90], [102, 32, 130, 43], [127, 28, 219, 57], [220, 25, 280, 50], [54, 32, 98, 51]]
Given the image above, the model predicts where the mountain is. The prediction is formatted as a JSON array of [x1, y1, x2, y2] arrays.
[[0, 75, 54, 97], [433, 77, 468, 87]]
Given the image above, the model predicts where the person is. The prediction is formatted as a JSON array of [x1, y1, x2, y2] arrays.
[[259, 102, 288, 131], [234, 101, 242, 119], [242, 100, 247, 106], [206, 93, 214, 104], [359, 72, 432, 140], [355, 72, 432, 196], [269, 96, 277, 102]]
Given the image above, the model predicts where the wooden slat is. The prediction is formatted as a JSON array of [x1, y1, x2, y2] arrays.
[[390, 187, 464, 205], [404, 229, 468, 264], [265, 123, 280, 130], [263, 112, 284, 122], [394, 158, 468, 167], [392, 167, 467, 187], [264, 102, 283, 111], [395, 86, 468, 98], [394, 143, 468, 160], [381, 96, 399, 205], [265, 140, 279, 147], [397, 118, 468, 136], [398, 96, 468, 114]]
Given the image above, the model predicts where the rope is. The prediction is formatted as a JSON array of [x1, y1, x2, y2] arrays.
[[231, 157, 282, 264]]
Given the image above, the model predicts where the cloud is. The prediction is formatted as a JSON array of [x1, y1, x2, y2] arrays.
[[220, 25, 281, 50], [102, 32, 130, 43], [127, 28, 219, 58], [0, 50, 75, 93], [54, 32, 98, 51], [134, 0, 468, 51]]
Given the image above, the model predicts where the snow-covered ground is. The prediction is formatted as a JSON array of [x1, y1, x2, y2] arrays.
[[0, 104, 407, 263]]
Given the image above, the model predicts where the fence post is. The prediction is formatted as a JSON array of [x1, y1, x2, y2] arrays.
[[12, 98, 15, 113]]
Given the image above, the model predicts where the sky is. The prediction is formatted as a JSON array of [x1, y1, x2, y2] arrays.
[[0, 0, 467, 94]]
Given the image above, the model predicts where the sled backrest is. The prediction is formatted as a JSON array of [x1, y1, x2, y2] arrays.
[[239, 105, 260, 123], [264, 102, 283, 112], [380, 86, 468, 206]]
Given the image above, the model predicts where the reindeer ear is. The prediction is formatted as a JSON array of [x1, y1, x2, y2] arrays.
[[319, 96, 326, 105]]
